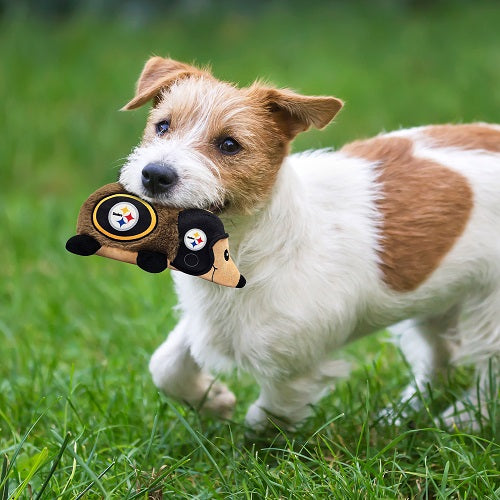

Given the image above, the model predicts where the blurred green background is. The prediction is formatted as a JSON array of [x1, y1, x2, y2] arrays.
[[0, 1, 499, 497]]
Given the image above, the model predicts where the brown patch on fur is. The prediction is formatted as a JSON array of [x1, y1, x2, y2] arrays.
[[209, 86, 292, 212], [342, 136, 473, 292], [424, 124, 500, 153], [210, 84, 342, 211]]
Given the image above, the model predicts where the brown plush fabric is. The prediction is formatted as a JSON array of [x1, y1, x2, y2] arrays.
[[76, 183, 180, 260]]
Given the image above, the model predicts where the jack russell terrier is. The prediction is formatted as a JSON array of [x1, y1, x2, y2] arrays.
[[119, 56, 500, 431]]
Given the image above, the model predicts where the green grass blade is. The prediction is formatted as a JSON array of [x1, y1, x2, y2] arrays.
[[0, 455, 9, 500], [51, 431, 108, 497], [0, 411, 46, 492], [164, 399, 228, 487], [125, 454, 193, 500], [34, 432, 71, 500], [74, 460, 115, 500], [11, 448, 49, 500]]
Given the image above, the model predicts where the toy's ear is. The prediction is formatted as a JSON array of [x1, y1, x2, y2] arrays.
[[248, 84, 343, 139], [121, 56, 210, 110]]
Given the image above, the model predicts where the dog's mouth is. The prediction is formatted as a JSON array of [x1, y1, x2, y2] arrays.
[[135, 187, 176, 205], [207, 199, 230, 215], [134, 186, 230, 215]]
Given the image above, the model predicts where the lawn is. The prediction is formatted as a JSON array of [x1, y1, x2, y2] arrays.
[[1, 1, 499, 498]]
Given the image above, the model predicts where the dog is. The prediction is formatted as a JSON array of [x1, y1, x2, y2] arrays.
[[119, 56, 500, 431]]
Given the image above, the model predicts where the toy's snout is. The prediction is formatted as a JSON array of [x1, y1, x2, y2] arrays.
[[198, 238, 246, 288]]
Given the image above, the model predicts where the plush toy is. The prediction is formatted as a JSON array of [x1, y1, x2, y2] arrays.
[[65, 183, 245, 288]]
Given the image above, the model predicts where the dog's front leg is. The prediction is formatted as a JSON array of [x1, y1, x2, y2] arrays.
[[149, 317, 236, 418], [245, 359, 349, 432]]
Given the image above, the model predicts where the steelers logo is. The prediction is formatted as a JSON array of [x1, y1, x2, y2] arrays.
[[184, 228, 207, 251], [108, 202, 139, 232], [92, 193, 157, 241]]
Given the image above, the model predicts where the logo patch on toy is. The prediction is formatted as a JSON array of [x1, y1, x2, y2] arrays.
[[184, 228, 207, 251], [92, 193, 157, 241], [108, 202, 139, 231]]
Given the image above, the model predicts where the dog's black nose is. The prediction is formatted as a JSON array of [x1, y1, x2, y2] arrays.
[[142, 163, 178, 194]]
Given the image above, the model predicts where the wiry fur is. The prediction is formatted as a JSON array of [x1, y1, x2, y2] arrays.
[[120, 57, 500, 432]]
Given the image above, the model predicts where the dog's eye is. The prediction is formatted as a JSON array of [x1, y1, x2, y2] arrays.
[[155, 120, 170, 136], [224, 249, 230, 261], [219, 137, 241, 155]]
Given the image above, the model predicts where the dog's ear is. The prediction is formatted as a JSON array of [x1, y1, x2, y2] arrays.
[[121, 57, 208, 110], [250, 85, 343, 139]]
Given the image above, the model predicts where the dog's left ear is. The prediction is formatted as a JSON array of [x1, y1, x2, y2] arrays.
[[250, 85, 343, 139], [121, 56, 209, 110]]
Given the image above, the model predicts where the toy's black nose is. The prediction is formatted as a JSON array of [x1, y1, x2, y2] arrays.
[[142, 163, 178, 194]]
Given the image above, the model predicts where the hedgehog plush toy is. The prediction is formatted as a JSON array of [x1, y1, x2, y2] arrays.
[[66, 183, 245, 288]]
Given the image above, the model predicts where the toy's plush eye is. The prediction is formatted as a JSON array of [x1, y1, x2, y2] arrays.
[[218, 137, 241, 155], [155, 120, 170, 136], [224, 249, 230, 261]]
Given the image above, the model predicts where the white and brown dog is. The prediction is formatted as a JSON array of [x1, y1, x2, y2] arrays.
[[119, 57, 500, 431]]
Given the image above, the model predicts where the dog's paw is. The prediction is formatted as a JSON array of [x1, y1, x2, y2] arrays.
[[441, 401, 480, 432], [245, 403, 296, 434], [245, 403, 269, 432], [198, 381, 236, 419], [376, 384, 425, 427], [377, 405, 419, 428], [376, 405, 405, 427]]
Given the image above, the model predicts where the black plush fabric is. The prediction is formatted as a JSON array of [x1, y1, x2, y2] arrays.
[[66, 234, 101, 256], [171, 209, 228, 276], [136, 250, 168, 273]]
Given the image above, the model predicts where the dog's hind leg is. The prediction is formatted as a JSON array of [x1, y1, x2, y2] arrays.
[[441, 285, 500, 430], [383, 307, 458, 420], [149, 317, 236, 418]]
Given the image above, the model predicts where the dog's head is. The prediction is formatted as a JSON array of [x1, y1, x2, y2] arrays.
[[119, 57, 343, 214]]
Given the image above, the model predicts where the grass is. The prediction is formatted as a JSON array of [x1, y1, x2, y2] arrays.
[[1, 1, 499, 497]]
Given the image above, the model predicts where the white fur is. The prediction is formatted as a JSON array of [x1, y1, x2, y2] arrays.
[[145, 125, 500, 430], [120, 136, 224, 209]]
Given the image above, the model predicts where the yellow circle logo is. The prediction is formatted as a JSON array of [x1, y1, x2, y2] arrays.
[[92, 193, 157, 241]]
